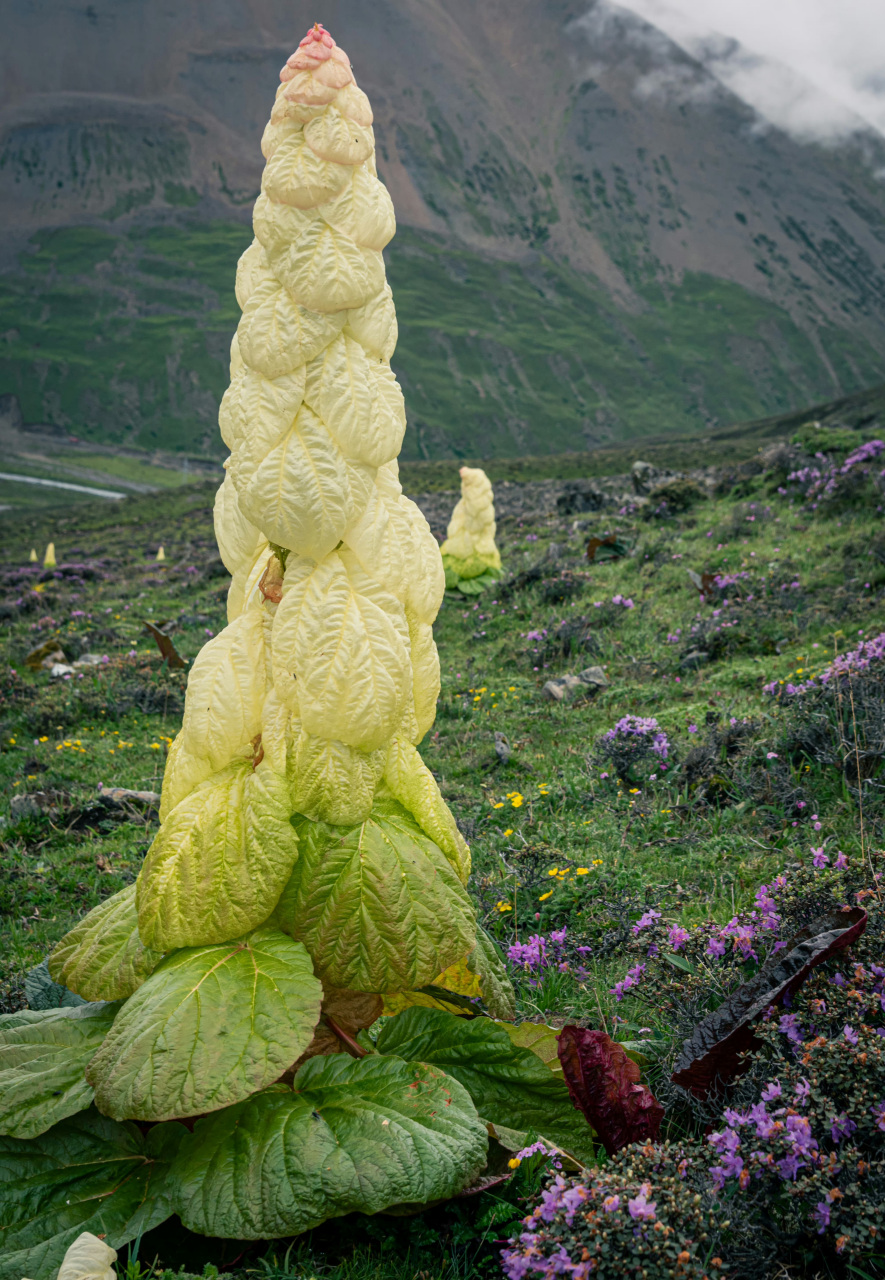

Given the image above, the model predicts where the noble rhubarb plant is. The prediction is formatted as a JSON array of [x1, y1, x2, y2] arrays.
[[441, 465, 503, 594], [0, 27, 592, 1277]]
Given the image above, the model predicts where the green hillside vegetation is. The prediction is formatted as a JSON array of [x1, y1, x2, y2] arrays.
[[2, 219, 882, 459], [0, 426, 884, 1276]]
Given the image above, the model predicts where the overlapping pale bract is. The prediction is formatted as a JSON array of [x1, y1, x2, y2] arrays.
[[142, 19, 472, 974], [0, 32, 576, 1266], [440, 466, 502, 589]]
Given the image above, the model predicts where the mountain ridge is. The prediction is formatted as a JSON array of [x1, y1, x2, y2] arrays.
[[1, 0, 884, 455]]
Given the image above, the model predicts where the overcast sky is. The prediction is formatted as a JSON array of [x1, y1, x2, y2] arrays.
[[619, 0, 885, 142]]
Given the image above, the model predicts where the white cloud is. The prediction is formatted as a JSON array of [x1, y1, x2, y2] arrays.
[[614, 0, 885, 142]]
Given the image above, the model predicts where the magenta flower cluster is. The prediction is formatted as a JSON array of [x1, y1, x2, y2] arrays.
[[601, 715, 670, 758]]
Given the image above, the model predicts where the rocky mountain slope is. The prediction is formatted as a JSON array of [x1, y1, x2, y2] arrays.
[[1, 0, 884, 457]]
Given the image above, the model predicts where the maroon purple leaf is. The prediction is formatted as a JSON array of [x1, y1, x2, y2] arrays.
[[557, 1026, 663, 1156], [671, 906, 867, 1098]]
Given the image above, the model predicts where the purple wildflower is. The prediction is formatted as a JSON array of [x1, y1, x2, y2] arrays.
[[627, 1184, 656, 1221]]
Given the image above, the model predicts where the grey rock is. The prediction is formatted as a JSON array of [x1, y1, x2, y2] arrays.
[[631, 460, 659, 495], [556, 481, 605, 515], [541, 665, 609, 702]]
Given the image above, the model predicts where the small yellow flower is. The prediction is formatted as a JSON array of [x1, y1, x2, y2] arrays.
[[576, 867, 590, 875], [508, 686, 516, 692], [492, 801, 504, 809], [508, 1157, 521, 1169], [496, 901, 513, 912], [511, 796, 523, 808], [547, 868, 559, 876], [539, 890, 553, 901], [39, 736, 48, 743], [503, 828, 513, 837], [592, 858, 603, 866], [149, 743, 162, 750], [629, 787, 640, 794]]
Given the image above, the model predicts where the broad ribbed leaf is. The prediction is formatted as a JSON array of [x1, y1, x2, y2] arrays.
[[407, 614, 440, 742], [304, 107, 374, 166], [157, 732, 213, 822], [48, 885, 162, 1003], [180, 609, 269, 772], [137, 760, 298, 951], [502, 1021, 564, 1079], [375, 1008, 590, 1160], [213, 472, 265, 576], [273, 799, 475, 992], [382, 737, 470, 882], [303, 333, 405, 468], [671, 907, 868, 1098], [234, 404, 372, 561], [0, 1109, 183, 1280], [344, 283, 398, 359], [271, 552, 410, 750], [219, 364, 306, 455], [24, 960, 86, 1011], [169, 1055, 487, 1239], [237, 276, 343, 379], [342, 486, 407, 600], [318, 166, 395, 251], [259, 692, 383, 826], [269, 216, 384, 313], [0, 1004, 118, 1139], [233, 237, 268, 309], [260, 134, 350, 209], [86, 927, 321, 1122], [558, 1027, 662, 1157]]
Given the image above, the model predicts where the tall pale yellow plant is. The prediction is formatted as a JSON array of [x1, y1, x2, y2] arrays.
[[0, 31, 592, 1267]]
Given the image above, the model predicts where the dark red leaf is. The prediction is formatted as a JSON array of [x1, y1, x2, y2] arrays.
[[687, 569, 717, 597], [141, 619, 188, 669], [671, 906, 867, 1099], [586, 535, 628, 564], [557, 1026, 663, 1156]]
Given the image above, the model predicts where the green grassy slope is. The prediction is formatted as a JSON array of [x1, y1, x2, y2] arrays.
[[1, 446, 883, 1278], [2, 220, 882, 459]]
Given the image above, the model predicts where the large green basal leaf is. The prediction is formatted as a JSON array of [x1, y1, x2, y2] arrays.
[[169, 1054, 487, 1239], [376, 1008, 594, 1163], [0, 1003, 118, 1140], [86, 927, 322, 1122], [273, 799, 475, 992], [48, 885, 163, 1002], [0, 1108, 183, 1280], [137, 760, 298, 951]]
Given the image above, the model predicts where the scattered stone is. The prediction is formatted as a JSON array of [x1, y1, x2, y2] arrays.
[[96, 782, 162, 807], [556, 480, 605, 515], [25, 639, 67, 670], [49, 662, 76, 677], [647, 477, 706, 511], [631, 460, 660, 495], [541, 665, 609, 703], [10, 790, 66, 821]]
